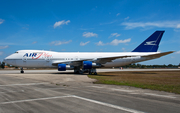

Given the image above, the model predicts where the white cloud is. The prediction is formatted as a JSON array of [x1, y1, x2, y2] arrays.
[[116, 13, 120, 16], [92, 6, 97, 10], [124, 16, 129, 20], [122, 48, 126, 51], [80, 41, 90, 46], [0, 45, 8, 49], [121, 21, 180, 29], [0, 19, 4, 24], [96, 38, 131, 46], [96, 41, 105, 46], [22, 27, 29, 30], [83, 32, 98, 38], [61, 49, 66, 51], [110, 38, 131, 46], [54, 20, 70, 28], [0, 52, 3, 55], [100, 20, 117, 25], [32, 41, 37, 44], [50, 40, 72, 46], [0, 42, 17, 45], [109, 33, 121, 38], [176, 51, 180, 54], [177, 24, 180, 28]]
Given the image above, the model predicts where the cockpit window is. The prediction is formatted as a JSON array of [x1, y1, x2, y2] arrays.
[[15, 52, 18, 53]]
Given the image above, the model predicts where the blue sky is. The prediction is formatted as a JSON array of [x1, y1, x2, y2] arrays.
[[0, 0, 180, 65]]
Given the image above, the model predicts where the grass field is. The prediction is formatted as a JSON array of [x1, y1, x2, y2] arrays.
[[88, 71, 180, 94]]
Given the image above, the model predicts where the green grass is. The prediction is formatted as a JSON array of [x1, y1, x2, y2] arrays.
[[88, 71, 180, 94]]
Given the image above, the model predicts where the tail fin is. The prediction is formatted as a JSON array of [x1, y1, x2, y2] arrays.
[[132, 31, 165, 52]]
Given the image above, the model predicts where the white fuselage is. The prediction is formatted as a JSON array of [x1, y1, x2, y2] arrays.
[[4, 50, 157, 68]]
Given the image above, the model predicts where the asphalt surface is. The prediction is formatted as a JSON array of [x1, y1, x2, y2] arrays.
[[0, 69, 180, 113], [0, 68, 180, 74]]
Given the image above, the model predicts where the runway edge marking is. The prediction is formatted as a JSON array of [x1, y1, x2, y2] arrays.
[[0, 95, 74, 105], [144, 93, 176, 99], [87, 86, 104, 88], [0, 94, 145, 113], [111, 88, 134, 92], [0, 83, 49, 87], [73, 95, 145, 113]]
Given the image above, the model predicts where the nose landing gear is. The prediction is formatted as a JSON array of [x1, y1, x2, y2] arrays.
[[20, 67, 24, 73]]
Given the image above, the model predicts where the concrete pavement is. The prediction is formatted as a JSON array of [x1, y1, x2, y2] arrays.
[[0, 69, 180, 113], [0, 68, 180, 74]]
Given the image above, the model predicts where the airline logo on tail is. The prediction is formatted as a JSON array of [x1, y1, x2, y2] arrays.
[[144, 41, 156, 45], [132, 31, 164, 52]]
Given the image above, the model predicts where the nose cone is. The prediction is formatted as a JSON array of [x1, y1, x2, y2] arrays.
[[3, 58, 6, 63], [3, 54, 16, 66], [3, 56, 10, 64]]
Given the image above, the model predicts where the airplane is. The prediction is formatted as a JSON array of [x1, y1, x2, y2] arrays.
[[3, 31, 174, 74]]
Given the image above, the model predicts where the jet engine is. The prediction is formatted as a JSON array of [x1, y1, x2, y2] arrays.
[[83, 61, 101, 69], [58, 64, 73, 71]]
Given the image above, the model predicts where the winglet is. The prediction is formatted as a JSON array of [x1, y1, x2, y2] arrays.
[[132, 31, 165, 52]]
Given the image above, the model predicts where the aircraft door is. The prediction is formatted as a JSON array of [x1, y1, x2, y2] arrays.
[[22, 57, 27, 61], [74, 56, 79, 60], [22, 56, 27, 67], [44, 56, 51, 67], [45, 57, 50, 62]]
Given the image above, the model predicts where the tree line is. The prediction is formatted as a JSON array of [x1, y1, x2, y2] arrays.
[[0, 61, 180, 69], [122, 63, 180, 68]]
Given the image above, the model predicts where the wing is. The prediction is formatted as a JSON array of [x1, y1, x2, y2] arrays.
[[52, 59, 91, 66], [142, 51, 174, 58], [52, 55, 133, 66], [95, 51, 174, 64], [140, 51, 174, 62], [94, 55, 133, 64], [52, 51, 174, 66]]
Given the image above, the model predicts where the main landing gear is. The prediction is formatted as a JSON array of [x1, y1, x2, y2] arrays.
[[73, 67, 97, 75], [74, 67, 84, 74], [20, 67, 24, 73], [88, 68, 97, 75]]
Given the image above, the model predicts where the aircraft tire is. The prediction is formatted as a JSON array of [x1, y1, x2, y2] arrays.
[[21, 71, 24, 73]]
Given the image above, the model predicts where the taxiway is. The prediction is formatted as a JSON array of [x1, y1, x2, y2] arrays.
[[0, 69, 180, 113]]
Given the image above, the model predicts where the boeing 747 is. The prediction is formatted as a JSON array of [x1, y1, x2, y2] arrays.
[[4, 31, 174, 74]]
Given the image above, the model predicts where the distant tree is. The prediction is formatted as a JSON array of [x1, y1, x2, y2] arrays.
[[141, 65, 146, 68], [6, 64, 11, 67], [131, 64, 136, 68], [123, 63, 178, 69], [168, 64, 173, 67], [163, 64, 167, 68], [137, 64, 141, 68], [1, 62, 5, 69]]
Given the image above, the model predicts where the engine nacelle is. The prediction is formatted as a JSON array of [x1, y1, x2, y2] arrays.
[[83, 61, 101, 69], [58, 64, 66, 71], [58, 64, 73, 71], [83, 61, 92, 69]]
